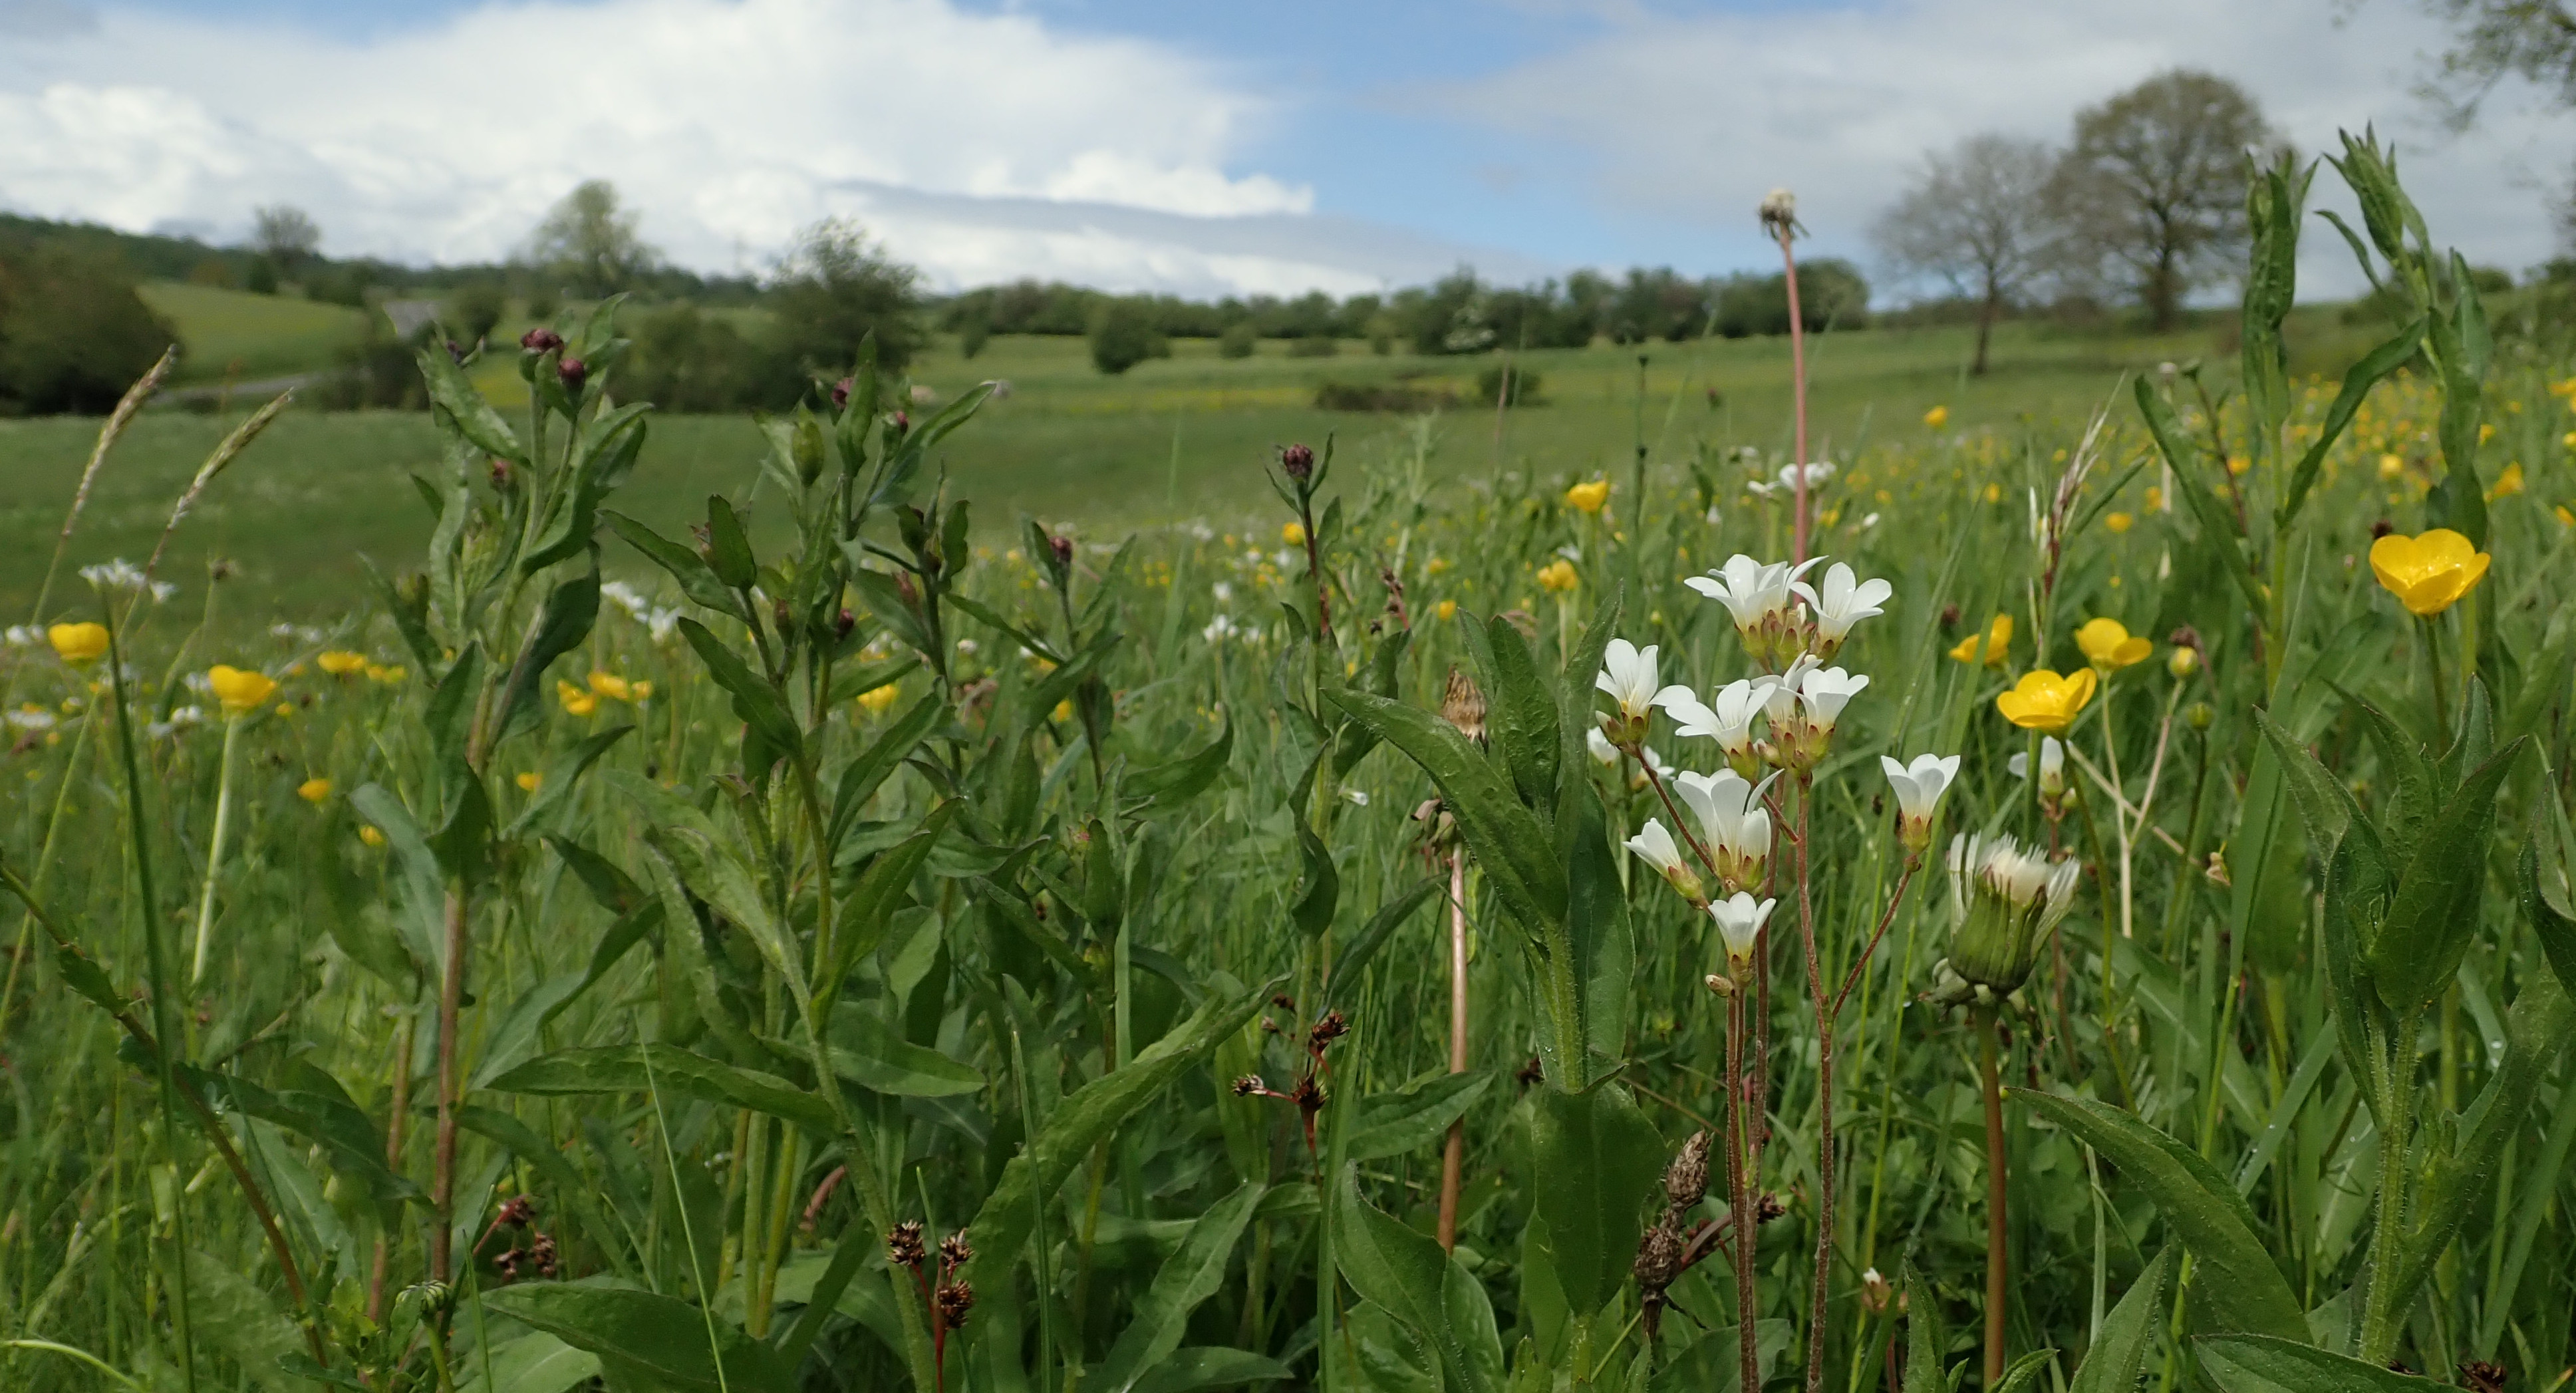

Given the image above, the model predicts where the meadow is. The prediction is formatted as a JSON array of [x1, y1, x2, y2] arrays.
[[3, 140, 2575, 1393]]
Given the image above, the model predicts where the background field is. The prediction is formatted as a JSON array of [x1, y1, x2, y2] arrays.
[[2, 283, 2391, 618]]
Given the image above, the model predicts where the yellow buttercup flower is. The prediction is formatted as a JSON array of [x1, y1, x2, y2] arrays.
[[2144, 486, 2164, 511], [1536, 559, 1579, 594], [359, 826, 386, 848], [2378, 454, 2406, 481], [1052, 699, 1075, 723], [2489, 462, 2524, 500], [557, 679, 599, 717], [2369, 528, 2490, 617], [857, 683, 901, 716], [1282, 521, 1306, 545], [2105, 512, 2133, 534], [516, 771, 543, 792], [47, 622, 108, 667], [2074, 618, 2152, 671], [366, 663, 408, 685], [2557, 505, 2575, 528], [2226, 455, 2251, 477], [1948, 614, 2013, 669], [317, 650, 368, 676], [207, 665, 278, 718], [1564, 478, 1610, 514], [1997, 668, 2098, 734], [297, 777, 332, 804], [1981, 483, 2002, 504], [1923, 404, 1949, 428], [631, 680, 654, 700], [1435, 599, 1458, 621], [588, 670, 635, 702]]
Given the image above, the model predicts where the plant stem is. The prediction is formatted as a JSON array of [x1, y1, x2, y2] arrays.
[[1779, 228, 1812, 563], [1729, 987, 1761, 1393], [368, 1011, 414, 1324], [188, 715, 243, 985], [1796, 780, 1835, 1393], [1978, 1008, 2008, 1386], [1437, 846, 1469, 1253]]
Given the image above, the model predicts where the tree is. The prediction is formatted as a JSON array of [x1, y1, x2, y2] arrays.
[[767, 218, 925, 375], [251, 204, 320, 273], [2420, 1, 2576, 120], [2049, 70, 2277, 330], [0, 246, 176, 415], [446, 282, 507, 345], [1873, 134, 2056, 374], [525, 180, 658, 301], [1087, 297, 1168, 375]]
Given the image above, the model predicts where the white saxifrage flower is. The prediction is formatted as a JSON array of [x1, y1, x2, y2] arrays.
[[1792, 561, 1892, 657], [1686, 554, 1822, 664], [1879, 752, 1961, 854], [1709, 892, 1777, 969], [1794, 666, 1870, 736], [1625, 818, 1705, 903], [2007, 736, 2067, 796], [1596, 638, 1661, 740], [1655, 677, 1775, 777], [1587, 726, 1622, 766], [1675, 768, 1779, 893]]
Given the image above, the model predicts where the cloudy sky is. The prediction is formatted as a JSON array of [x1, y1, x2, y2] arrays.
[[0, 0, 2566, 299]]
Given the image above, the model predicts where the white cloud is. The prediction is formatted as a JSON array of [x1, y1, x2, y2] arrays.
[[0, 0, 1373, 292], [1425, 0, 2575, 298]]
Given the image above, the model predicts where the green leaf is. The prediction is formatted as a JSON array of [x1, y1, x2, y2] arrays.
[[1554, 587, 1622, 799], [1478, 615, 1559, 810], [182, 1249, 304, 1393], [503, 724, 632, 840], [480, 1281, 795, 1393], [1993, 1348, 2059, 1393], [2132, 377, 2264, 611], [2009, 1090, 2305, 1340], [827, 801, 957, 988], [1343, 1071, 1493, 1163], [2067, 1248, 2174, 1393], [1289, 750, 1340, 939], [486, 1044, 835, 1134], [678, 617, 801, 759], [1562, 782, 1633, 1072], [1091, 1181, 1266, 1393], [2197, 1334, 2451, 1393], [416, 342, 525, 464], [525, 404, 648, 573], [2366, 736, 2526, 1013], [1130, 1348, 1293, 1393], [1127, 716, 1233, 811], [827, 693, 942, 851], [2336, 687, 2436, 848], [1903, 1265, 1946, 1393], [1322, 877, 1442, 1008], [2519, 808, 2576, 998], [460, 1332, 601, 1393], [495, 563, 601, 743], [602, 510, 738, 615], [350, 782, 444, 979], [1522, 1082, 1663, 1315], [811, 1000, 983, 1098], [1322, 687, 1565, 935], [2277, 318, 2425, 529], [455, 1104, 588, 1198], [702, 494, 758, 588], [2253, 705, 2357, 865], [1331, 1163, 1495, 1393]]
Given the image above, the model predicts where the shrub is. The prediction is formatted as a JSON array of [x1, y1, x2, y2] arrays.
[[621, 305, 799, 413], [1286, 335, 1338, 359], [316, 315, 430, 410], [958, 317, 991, 360], [0, 245, 177, 415], [1218, 323, 1258, 359], [1313, 379, 1455, 412], [525, 285, 561, 321], [244, 255, 280, 295], [187, 257, 233, 289], [446, 282, 507, 345], [1475, 362, 1543, 406], [1089, 298, 1169, 375], [309, 266, 370, 307]]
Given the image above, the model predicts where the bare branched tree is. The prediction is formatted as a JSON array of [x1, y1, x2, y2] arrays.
[[251, 205, 321, 272], [2420, 0, 2576, 124], [1872, 134, 2057, 375], [2047, 70, 2279, 331]]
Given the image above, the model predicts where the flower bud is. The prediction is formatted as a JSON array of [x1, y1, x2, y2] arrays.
[[2167, 645, 2200, 678], [557, 357, 587, 392], [1280, 442, 1315, 480], [832, 377, 853, 410], [1663, 1131, 1711, 1213], [1633, 1223, 1685, 1291], [1705, 972, 1736, 999], [1049, 533, 1074, 569], [520, 328, 563, 354], [2186, 702, 2214, 730]]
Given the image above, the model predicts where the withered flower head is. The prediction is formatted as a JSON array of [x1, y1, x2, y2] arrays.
[[934, 1280, 976, 1329], [1632, 1223, 1684, 1291], [1288, 1075, 1326, 1112], [887, 1220, 927, 1267], [1755, 1191, 1787, 1224], [1663, 1132, 1711, 1214], [496, 1195, 537, 1229], [1441, 667, 1488, 744], [2460, 1362, 2506, 1393], [937, 1231, 974, 1268], [1231, 1074, 1266, 1097], [1308, 1010, 1350, 1052]]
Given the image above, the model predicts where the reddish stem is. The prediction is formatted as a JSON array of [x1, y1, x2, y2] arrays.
[[1780, 229, 1812, 563]]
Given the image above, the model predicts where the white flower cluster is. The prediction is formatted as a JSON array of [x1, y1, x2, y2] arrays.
[[601, 579, 684, 645]]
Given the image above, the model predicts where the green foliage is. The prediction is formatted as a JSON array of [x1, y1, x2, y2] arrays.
[[1087, 295, 1170, 375], [768, 217, 925, 375], [0, 244, 176, 414]]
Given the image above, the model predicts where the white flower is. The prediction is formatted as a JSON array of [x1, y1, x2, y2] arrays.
[[1774, 460, 1835, 493], [1860, 512, 1882, 530], [1881, 753, 1961, 851], [1949, 833, 2082, 929], [1587, 727, 1621, 766], [1684, 555, 1822, 631], [1625, 818, 1701, 901], [1596, 639, 1661, 723], [5, 708, 57, 732], [184, 673, 214, 695], [1203, 613, 1240, 644], [1655, 677, 1774, 768], [646, 609, 683, 646], [1637, 745, 1675, 780], [1762, 655, 1820, 726], [1793, 666, 1870, 735], [1709, 892, 1777, 965], [3, 626, 39, 648], [601, 580, 654, 621], [80, 559, 147, 591], [955, 638, 979, 655], [1674, 768, 1778, 891], [2007, 737, 2066, 796], [1791, 562, 1892, 646], [1212, 581, 1234, 603], [1343, 788, 1371, 807], [150, 582, 178, 604]]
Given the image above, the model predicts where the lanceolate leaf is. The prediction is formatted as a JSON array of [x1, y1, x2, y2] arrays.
[[481, 1282, 796, 1393], [1091, 1181, 1266, 1393], [1902, 1264, 1946, 1393], [1330, 1163, 1498, 1393], [603, 510, 740, 615], [2253, 706, 2356, 868], [1523, 1082, 1663, 1316], [678, 617, 801, 758], [2067, 1248, 2174, 1393], [1477, 615, 1559, 810], [1127, 714, 1233, 811], [415, 342, 524, 464], [2011, 1090, 2306, 1340], [1322, 688, 1565, 935], [1342, 1070, 1493, 1162], [1321, 876, 1443, 1006], [2132, 377, 2263, 611], [496, 562, 601, 743], [2277, 318, 2425, 529], [2519, 812, 2576, 998], [2366, 736, 2526, 1014], [2197, 1334, 2451, 1393], [487, 1044, 835, 1133]]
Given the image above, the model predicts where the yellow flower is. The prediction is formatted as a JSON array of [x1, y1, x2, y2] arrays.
[[857, 683, 901, 716], [2074, 618, 2152, 671], [1981, 482, 2002, 504], [1536, 559, 1580, 593], [631, 680, 654, 700], [2479, 422, 2496, 444], [2557, 505, 2575, 528], [1948, 613, 2013, 668], [1997, 668, 2098, 733], [359, 825, 386, 848], [275, 702, 295, 718], [1923, 404, 1949, 428], [557, 679, 599, 717], [1564, 478, 1611, 514], [366, 663, 408, 685], [207, 665, 278, 718], [2369, 528, 2490, 617], [1435, 599, 1458, 621], [588, 670, 635, 702], [317, 650, 368, 676], [2490, 462, 2524, 500], [1052, 699, 1075, 723], [1425, 556, 1450, 575], [2106, 512, 2133, 534], [2561, 432, 2576, 449], [47, 622, 108, 667], [2226, 455, 2251, 476], [1282, 521, 1306, 545], [2378, 453, 2406, 480], [2144, 486, 2164, 512], [516, 771, 543, 792], [297, 778, 333, 804]]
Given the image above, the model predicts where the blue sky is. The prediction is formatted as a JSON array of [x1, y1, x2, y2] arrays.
[[2, 0, 2567, 297]]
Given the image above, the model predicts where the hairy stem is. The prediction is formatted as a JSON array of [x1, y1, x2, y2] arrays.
[[1438, 846, 1469, 1253], [1979, 1009, 2009, 1386]]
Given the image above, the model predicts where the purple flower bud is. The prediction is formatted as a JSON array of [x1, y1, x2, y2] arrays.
[[1048, 534, 1073, 567], [833, 377, 853, 409], [1280, 443, 1314, 480], [557, 357, 587, 392], [520, 328, 563, 353]]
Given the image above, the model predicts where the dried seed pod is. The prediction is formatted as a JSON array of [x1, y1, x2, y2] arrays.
[[1440, 667, 1487, 745], [886, 1220, 927, 1268], [937, 1231, 974, 1269], [1632, 1222, 1684, 1291], [1663, 1131, 1711, 1215], [934, 1280, 976, 1330]]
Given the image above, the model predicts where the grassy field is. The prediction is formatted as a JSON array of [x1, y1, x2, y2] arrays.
[[3, 306, 2386, 619], [134, 281, 368, 386]]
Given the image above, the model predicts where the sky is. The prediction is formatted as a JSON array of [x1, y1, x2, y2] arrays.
[[0, 0, 2568, 300]]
